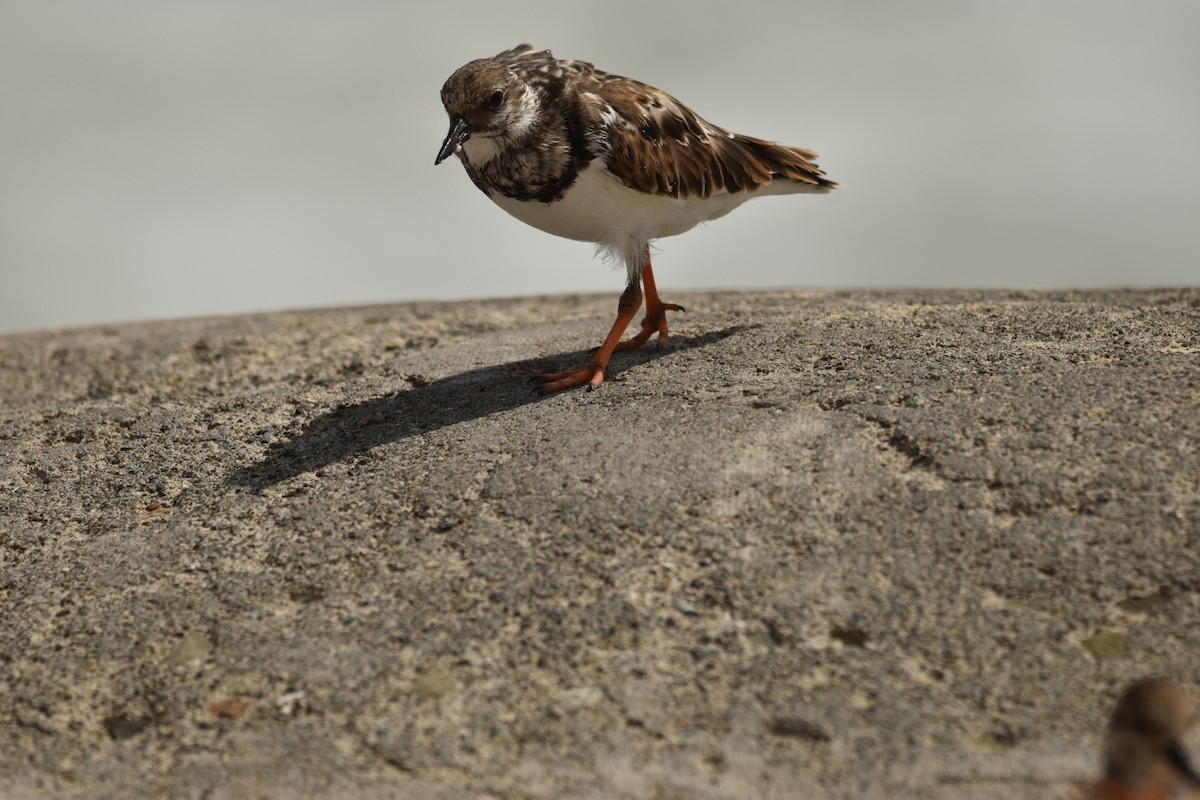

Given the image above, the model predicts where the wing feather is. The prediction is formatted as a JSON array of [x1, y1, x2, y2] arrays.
[[595, 75, 835, 199]]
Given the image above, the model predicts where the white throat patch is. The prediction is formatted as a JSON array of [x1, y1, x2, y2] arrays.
[[460, 85, 538, 167]]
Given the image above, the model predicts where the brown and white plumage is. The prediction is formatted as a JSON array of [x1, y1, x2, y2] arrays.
[[1088, 678, 1200, 800], [435, 44, 835, 392], [598, 76, 831, 200]]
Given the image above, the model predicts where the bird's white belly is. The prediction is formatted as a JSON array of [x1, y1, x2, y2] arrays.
[[488, 160, 754, 248]]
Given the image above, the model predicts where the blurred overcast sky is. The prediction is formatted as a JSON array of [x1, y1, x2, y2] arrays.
[[1, 0, 1198, 334]]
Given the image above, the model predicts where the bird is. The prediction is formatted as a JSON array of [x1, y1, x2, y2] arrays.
[[1087, 677, 1200, 799], [435, 45, 835, 392]]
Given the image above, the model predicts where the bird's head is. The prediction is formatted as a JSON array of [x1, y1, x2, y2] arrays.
[[436, 59, 533, 166], [1102, 677, 1200, 795]]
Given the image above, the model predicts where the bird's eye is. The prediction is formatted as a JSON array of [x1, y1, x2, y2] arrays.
[[488, 90, 504, 110]]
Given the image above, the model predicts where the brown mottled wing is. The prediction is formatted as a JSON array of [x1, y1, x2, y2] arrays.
[[595, 75, 835, 199]]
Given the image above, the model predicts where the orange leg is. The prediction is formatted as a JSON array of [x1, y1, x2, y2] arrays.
[[536, 279, 643, 393], [614, 249, 685, 352]]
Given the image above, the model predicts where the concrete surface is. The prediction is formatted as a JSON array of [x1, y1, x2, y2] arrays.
[[1, 289, 1197, 799]]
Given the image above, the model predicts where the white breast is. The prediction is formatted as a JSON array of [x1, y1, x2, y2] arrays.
[[489, 160, 755, 250]]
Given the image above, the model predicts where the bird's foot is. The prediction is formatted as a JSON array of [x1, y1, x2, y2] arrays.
[[615, 301, 686, 352], [533, 362, 606, 394]]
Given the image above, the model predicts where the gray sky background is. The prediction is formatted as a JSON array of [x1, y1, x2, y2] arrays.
[[1, 1, 1197, 335]]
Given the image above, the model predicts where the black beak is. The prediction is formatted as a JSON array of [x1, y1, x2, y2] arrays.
[[1170, 742, 1200, 789], [435, 117, 471, 165]]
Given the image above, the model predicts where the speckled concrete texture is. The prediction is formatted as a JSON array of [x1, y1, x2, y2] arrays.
[[1, 290, 1198, 799]]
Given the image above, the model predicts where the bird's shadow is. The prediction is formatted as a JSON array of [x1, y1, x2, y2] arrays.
[[228, 326, 749, 491]]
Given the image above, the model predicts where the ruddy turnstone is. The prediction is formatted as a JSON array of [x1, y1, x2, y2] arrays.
[[1087, 677, 1200, 799], [435, 44, 836, 392]]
